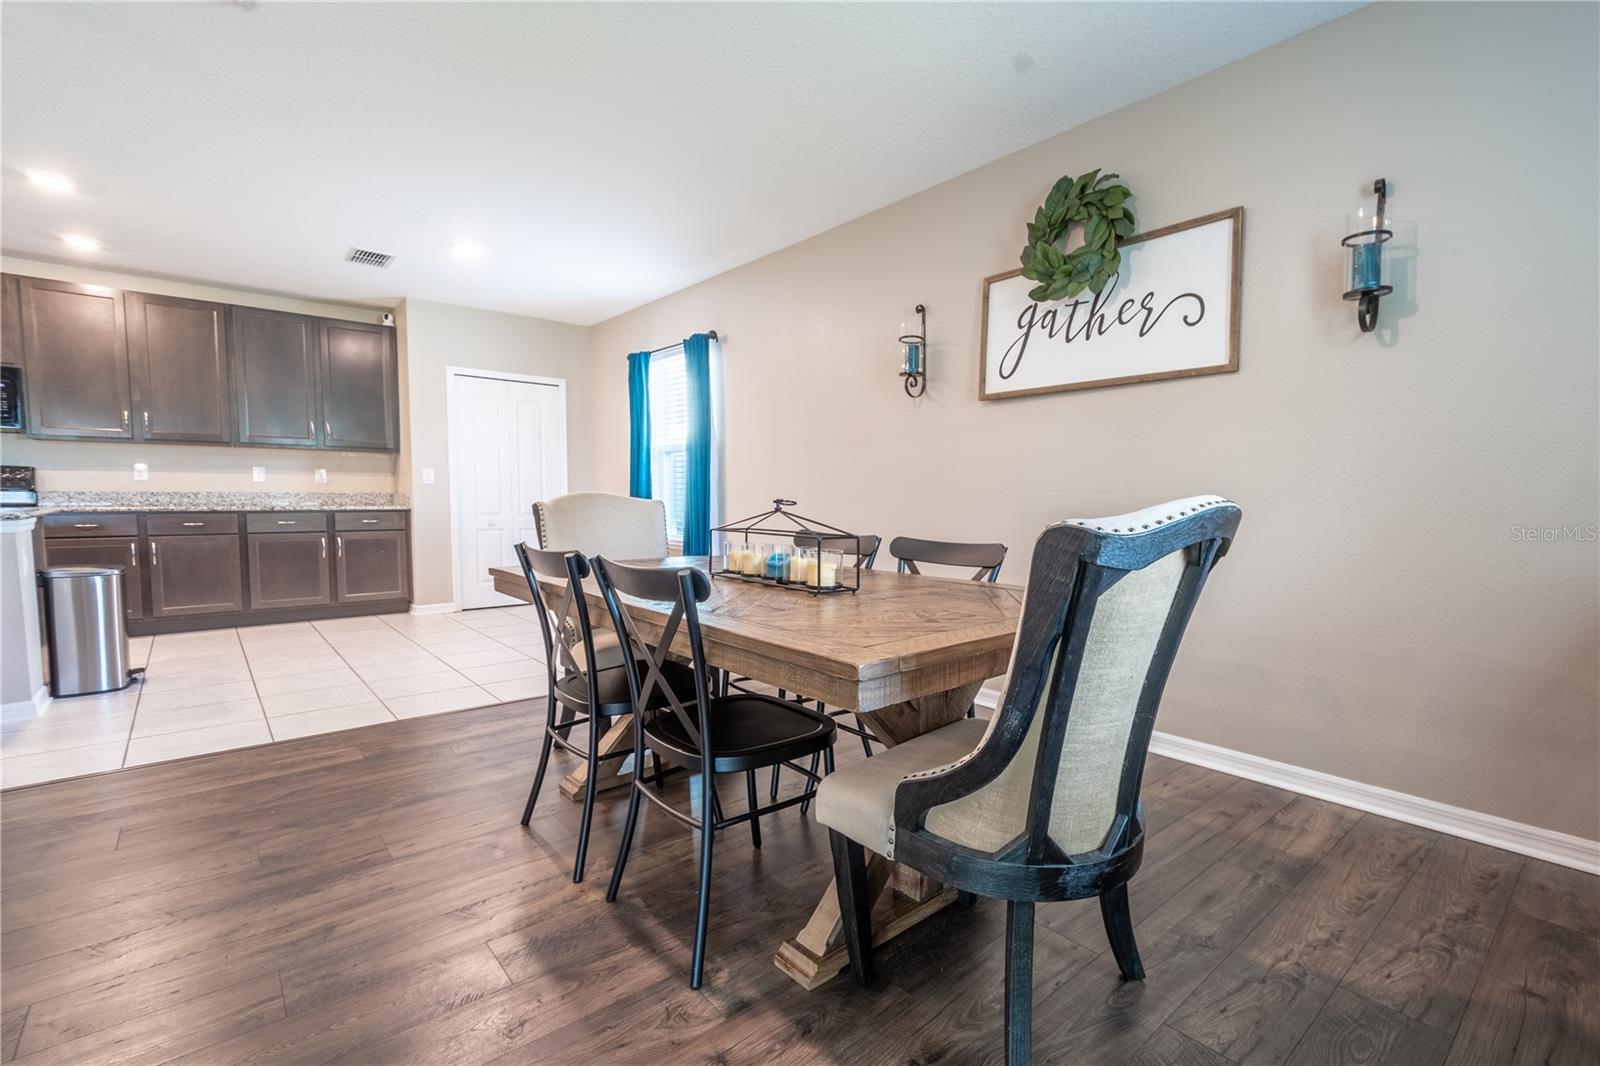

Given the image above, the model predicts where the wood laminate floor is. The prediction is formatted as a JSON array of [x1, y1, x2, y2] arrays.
[[1, 700, 1595, 1065]]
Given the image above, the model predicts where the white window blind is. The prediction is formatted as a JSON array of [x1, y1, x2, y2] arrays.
[[648, 346, 690, 546]]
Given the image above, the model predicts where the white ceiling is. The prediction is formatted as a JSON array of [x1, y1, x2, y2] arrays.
[[2, 2, 1358, 325]]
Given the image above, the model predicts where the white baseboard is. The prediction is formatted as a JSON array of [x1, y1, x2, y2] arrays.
[[1, 685, 52, 728], [409, 602, 459, 615], [973, 687, 1599, 874]]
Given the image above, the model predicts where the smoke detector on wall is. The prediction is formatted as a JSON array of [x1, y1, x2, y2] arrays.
[[346, 247, 395, 268]]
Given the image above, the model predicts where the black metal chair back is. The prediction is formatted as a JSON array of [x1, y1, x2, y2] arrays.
[[889, 535, 1007, 582], [794, 532, 881, 569], [513, 541, 606, 684], [591, 557, 715, 761]]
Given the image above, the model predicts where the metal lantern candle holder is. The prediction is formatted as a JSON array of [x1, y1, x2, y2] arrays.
[[1342, 178, 1393, 332], [899, 304, 928, 398], [710, 499, 863, 595]]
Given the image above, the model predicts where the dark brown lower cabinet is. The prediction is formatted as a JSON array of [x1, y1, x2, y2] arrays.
[[335, 530, 410, 602], [248, 532, 332, 609], [43, 537, 145, 624], [148, 534, 245, 618]]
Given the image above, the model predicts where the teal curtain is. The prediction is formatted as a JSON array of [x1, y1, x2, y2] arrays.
[[627, 350, 651, 499], [681, 333, 713, 556]]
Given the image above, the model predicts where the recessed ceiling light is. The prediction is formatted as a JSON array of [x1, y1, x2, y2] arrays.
[[452, 240, 484, 259], [60, 234, 102, 252], [26, 170, 75, 194]]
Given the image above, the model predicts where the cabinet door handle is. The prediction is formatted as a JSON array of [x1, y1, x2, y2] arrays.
[[360, 518, 378, 524], [321, 536, 327, 559], [325, 421, 331, 439], [308, 419, 316, 438], [276, 520, 295, 525], [151, 542, 159, 566], [72, 522, 100, 529], [337, 536, 344, 558], [181, 521, 204, 527], [143, 411, 150, 432], [129, 541, 137, 567], [122, 410, 129, 430]]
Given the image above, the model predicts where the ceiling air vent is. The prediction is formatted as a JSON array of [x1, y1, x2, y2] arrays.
[[346, 247, 395, 268]]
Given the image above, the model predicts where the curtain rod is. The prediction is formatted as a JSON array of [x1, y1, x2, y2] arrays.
[[635, 330, 718, 356]]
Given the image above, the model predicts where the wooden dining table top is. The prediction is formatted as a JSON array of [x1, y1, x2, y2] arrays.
[[488, 558, 1022, 713]]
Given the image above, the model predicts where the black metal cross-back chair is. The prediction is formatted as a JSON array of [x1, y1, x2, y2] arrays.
[[513, 542, 684, 883], [815, 496, 1241, 1065], [593, 556, 839, 989], [889, 535, 1008, 582]]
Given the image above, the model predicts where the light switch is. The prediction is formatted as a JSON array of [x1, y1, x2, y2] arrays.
[[251, 466, 267, 483], [422, 468, 435, 485], [314, 468, 328, 484], [132, 462, 149, 482]]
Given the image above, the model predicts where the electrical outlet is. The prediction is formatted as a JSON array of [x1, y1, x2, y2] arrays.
[[132, 462, 149, 482], [314, 468, 328, 484], [251, 466, 267, 483], [422, 468, 435, 485]]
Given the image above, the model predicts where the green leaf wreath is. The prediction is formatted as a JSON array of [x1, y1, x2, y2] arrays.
[[1018, 169, 1136, 302]]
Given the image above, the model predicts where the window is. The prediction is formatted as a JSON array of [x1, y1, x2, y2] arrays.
[[648, 347, 691, 545]]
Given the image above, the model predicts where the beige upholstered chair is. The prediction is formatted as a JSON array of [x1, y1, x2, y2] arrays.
[[815, 495, 1242, 1066], [533, 492, 669, 560], [530, 492, 670, 671]]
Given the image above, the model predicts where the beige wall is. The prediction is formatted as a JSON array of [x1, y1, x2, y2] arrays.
[[397, 298, 592, 607], [0, 255, 396, 494], [587, 3, 1600, 839]]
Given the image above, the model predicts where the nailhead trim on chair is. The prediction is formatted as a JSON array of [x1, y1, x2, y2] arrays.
[[1067, 494, 1233, 534]]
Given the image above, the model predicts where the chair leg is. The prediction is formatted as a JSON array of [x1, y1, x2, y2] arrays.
[[799, 751, 821, 816], [957, 890, 978, 908], [650, 749, 665, 793], [604, 781, 642, 903], [520, 730, 554, 827], [744, 770, 762, 849], [769, 763, 781, 802], [572, 734, 599, 883], [690, 776, 718, 989], [828, 830, 874, 987], [1099, 884, 1145, 981], [1005, 900, 1035, 1066]]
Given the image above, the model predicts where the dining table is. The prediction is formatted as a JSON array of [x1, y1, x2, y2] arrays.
[[488, 556, 1023, 990]]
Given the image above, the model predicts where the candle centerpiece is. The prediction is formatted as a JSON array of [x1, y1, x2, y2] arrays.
[[710, 499, 863, 595]]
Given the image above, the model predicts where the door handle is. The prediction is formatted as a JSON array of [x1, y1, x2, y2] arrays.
[[73, 522, 100, 529], [122, 410, 129, 430], [308, 419, 316, 438], [337, 536, 344, 558], [181, 521, 204, 527], [320, 536, 327, 559], [325, 421, 331, 439], [129, 541, 137, 567], [151, 542, 159, 566], [276, 520, 295, 525], [143, 411, 150, 432], [360, 518, 378, 524]]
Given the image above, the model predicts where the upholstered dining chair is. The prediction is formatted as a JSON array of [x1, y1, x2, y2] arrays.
[[889, 535, 1008, 582], [594, 556, 838, 989], [513, 542, 686, 882], [815, 496, 1241, 1065]]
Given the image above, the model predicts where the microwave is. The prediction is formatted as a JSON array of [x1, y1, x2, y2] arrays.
[[0, 365, 22, 431]]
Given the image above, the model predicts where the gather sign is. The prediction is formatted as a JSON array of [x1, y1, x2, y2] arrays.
[[979, 207, 1243, 400]]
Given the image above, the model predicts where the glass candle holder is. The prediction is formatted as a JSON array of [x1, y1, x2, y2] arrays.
[[819, 550, 844, 588], [744, 543, 771, 577], [765, 546, 790, 581], [788, 547, 814, 584]]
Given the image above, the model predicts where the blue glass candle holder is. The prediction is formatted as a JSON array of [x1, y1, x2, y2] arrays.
[[764, 550, 790, 581]]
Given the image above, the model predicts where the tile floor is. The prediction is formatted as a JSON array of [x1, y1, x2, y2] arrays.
[[1, 606, 549, 790]]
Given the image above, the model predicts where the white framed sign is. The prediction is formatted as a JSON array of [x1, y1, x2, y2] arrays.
[[979, 206, 1243, 400]]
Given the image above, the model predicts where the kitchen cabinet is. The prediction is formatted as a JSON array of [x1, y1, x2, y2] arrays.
[[334, 529, 410, 602], [42, 536, 145, 623], [230, 306, 322, 447], [248, 531, 332, 609], [126, 293, 231, 443], [320, 321, 398, 450], [2, 273, 20, 366], [17, 277, 133, 440], [147, 533, 245, 618]]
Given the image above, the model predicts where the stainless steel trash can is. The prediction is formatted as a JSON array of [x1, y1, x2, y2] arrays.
[[39, 565, 134, 698]]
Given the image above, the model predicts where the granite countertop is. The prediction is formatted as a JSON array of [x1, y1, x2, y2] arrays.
[[3, 491, 410, 518]]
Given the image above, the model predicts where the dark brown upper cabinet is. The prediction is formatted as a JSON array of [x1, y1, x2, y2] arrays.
[[2, 273, 21, 367], [230, 305, 322, 448], [126, 293, 231, 443], [17, 277, 134, 440], [320, 320, 398, 451]]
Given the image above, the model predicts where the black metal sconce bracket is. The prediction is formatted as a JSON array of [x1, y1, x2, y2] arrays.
[[1342, 178, 1393, 333], [899, 304, 927, 398]]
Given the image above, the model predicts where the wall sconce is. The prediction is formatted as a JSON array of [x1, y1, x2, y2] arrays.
[[899, 304, 927, 398], [1342, 178, 1393, 332]]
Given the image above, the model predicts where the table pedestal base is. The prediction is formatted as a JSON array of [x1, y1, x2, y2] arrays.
[[557, 714, 636, 802]]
